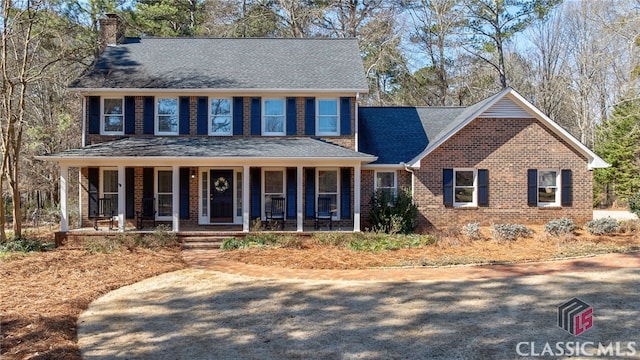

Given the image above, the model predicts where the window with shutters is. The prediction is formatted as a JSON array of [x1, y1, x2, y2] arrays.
[[454, 169, 476, 207], [102, 98, 124, 134], [156, 98, 179, 135], [210, 98, 232, 135], [263, 99, 285, 135]]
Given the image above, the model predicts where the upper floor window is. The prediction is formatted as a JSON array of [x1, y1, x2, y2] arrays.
[[375, 171, 397, 199], [210, 98, 232, 135], [102, 98, 124, 134], [317, 99, 339, 135], [263, 99, 285, 135], [538, 170, 560, 206], [156, 98, 178, 135], [454, 169, 476, 207]]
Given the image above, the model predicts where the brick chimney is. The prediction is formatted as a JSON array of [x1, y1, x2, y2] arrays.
[[99, 13, 125, 50]]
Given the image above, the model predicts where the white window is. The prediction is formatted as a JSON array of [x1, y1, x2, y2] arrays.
[[454, 169, 476, 207], [375, 171, 397, 198], [102, 98, 124, 134], [210, 98, 232, 135], [101, 169, 119, 214], [317, 169, 339, 218], [157, 169, 173, 218], [317, 99, 339, 135], [538, 170, 560, 206], [263, 169, 285, 217], [156, 98, 178, 135], [263, 99, 285, 135]]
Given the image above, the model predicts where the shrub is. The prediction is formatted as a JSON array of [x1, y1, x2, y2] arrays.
[[628, 191, 640, 217], [461, 222, 482, 240], [585, 217, 619, 235], [368, 188, 418, 234], [85, 237, 122, 253], [221, 238, 249, 250], [490, 224, 532, 242], [544, 218, 579, 236], [314, 232, 351, 247], [348, 233, 436, 252], [0, 237, 51, 253]]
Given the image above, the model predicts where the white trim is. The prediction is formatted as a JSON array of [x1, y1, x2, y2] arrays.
[[242, 166, 250, 232], [362, 163, 406, 170], [155, 97, 179, 135], [60, 165, 69, 232], [261, 168, 286, 220], [71, 88, 369, 95], [316, 98, 340, 136], [117, 165, 125, 231], [316, 168, 340, 220], [101, 97, 125, 135], [355, 92, 359, 152], [208, 97, 233, 136], [172, 165, 180, 231], [407, 88, 609, 170], [155, 167, 174, 221], [41, 156, 376, 167], [262, 98, 286, 136], [453, 168, 477, 208], [353, 163, 361, 232], [81, 97, 86, 147], [296, 166, 303, 232], [537, 169, 561, 207], [198, 167, 244, 225]]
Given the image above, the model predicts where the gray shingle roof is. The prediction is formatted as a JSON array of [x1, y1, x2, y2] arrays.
[[44, 137, 376, 160], [71, 38, 368, 91]]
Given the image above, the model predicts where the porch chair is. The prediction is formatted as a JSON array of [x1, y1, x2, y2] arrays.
[[315, 196, 333, 230], [265, 197, 286, 230], [136, 197, 157, 230], [92, 197, 115, 230]]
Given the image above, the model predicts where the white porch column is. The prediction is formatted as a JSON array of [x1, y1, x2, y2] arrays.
[[296, 165, 303, 232], [59, 165, 69, 232], [117, 165, 125, 231], [353, 163, 361, 232], [172, 165, 180, 232], [242, 165, 250, 232]]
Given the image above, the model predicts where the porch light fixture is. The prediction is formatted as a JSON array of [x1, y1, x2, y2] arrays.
[[191, 170, 196, 179]]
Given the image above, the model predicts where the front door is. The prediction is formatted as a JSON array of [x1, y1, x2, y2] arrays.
[[210, 170, 234, 223]]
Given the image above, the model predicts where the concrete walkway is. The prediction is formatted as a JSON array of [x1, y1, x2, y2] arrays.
[[78, 252, 640, 359]]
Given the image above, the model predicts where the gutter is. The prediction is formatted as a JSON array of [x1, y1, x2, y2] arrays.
[[401, 162, 416, 201]]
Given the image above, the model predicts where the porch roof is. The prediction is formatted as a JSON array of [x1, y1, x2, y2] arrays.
[[40, 137, 377, 165]]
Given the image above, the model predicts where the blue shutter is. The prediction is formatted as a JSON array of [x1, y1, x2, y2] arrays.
[[88, 96, 100, 134], [124, 96, 136, 134], [233, 97, 244, 135], [143, 168, 154, 198], [88, 168, 99, 217], [477, 169, 489, 207], [179, 97, 191, 135], [143, 96, 154, 134], [305, 168, 315, 218], [340, 97, 351, 135], [305, 98, 315, 135], [125, 168, 135, 218], [286, 168, 296, 219], [561, 169, 572, 206], [341, 168, 351, 219], [250, 97, 261, 135], [443, 169, 453, 206], [180, 168, 190, 219], [250, 168, 261, 219], [527, 169, 538, 206], [196, 97, 208, 135], [286, 97, 297, 135]]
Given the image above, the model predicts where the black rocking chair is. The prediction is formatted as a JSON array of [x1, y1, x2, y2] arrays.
[[136, 197, 157, 230], [265, 197, 286, 230], [315, 196, 334, 230]]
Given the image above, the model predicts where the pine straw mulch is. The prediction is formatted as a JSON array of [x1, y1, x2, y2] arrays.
[[217, 227, 640, 269], [1, 248, 186, 360]]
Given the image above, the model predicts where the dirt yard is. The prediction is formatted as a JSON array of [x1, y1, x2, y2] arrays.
[[1, 225, 639, 359]]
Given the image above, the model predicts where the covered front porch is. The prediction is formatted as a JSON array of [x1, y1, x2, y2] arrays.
[[42, 137, 377, 234]]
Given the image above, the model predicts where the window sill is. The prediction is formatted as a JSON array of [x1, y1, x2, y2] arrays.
[[452, 205, 478, 210], [538, 206, 563, 210]]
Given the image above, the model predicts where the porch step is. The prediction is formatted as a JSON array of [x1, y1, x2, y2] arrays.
[[179, 236, 230, 250]]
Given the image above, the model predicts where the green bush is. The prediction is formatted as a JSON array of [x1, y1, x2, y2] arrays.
[[628, 191, 640, 217], [348, 233, 436, 252], [85, 237, 122, 253], [585, 217, 619, 235], [368, 188, 418, 234], [490, 224, 532, 242], [0, 237, 51, 253], [544, 218, 579, 236]]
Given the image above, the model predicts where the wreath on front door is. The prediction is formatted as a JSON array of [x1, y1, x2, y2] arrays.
[[214, 177, 230, 193]]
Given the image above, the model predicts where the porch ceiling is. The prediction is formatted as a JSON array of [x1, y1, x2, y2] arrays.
[[38, 137, 377, 166]]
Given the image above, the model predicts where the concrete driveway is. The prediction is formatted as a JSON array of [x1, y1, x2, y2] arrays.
[[78, 258, 640, 359]]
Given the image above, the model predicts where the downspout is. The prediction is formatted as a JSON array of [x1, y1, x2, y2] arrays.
[[355, 92, 359, 152], [401, 162, 415, 202]]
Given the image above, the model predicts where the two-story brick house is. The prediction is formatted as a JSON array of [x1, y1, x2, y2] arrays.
[[42, 15, 608, 235]]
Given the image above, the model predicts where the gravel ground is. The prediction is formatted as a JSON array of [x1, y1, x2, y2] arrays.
[[78, 267, 640, 359]]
